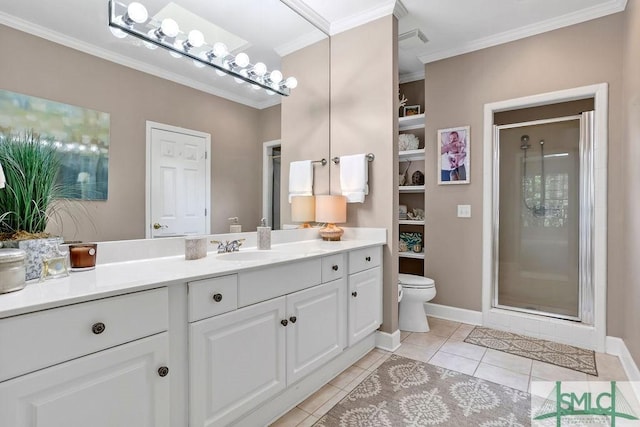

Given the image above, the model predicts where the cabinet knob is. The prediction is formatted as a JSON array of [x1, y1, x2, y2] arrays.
[[332, 265, 339, 271], [365, 256, 371, 262], [281, 319, 289, 327], [352, 291, 358, 298], [289, 316, 297, 323], [157, 366, 169, 377], [92, 322, 106, 335], [212, 293, 223, 302]]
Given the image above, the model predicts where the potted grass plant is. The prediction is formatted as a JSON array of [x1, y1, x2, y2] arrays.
[[0, 131, 67, 280]]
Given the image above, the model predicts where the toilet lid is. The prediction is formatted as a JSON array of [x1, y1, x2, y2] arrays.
[[398, 273, 434, 289]]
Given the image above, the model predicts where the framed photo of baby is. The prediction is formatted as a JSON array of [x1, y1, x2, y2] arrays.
[[437, 126, 470, 185]]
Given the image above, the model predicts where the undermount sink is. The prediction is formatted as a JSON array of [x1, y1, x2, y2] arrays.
[[216, 250, 286, 261]]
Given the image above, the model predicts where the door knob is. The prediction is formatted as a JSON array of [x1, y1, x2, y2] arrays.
[[153, 223, 168, 230], [92, 322, 106, 334], [289, 316, 297, 323], [157, 366, 169, 377], [332, 265, 339, 271], [352, 291, 358, 297], [213, 293, 223, 302], [281, 319, 289, 327]]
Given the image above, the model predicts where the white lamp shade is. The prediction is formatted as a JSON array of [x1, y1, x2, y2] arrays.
[[315, 195, 347, 224], [291, 196, 315, 222]]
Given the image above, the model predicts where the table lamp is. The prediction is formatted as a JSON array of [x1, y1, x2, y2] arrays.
[[315, 195, 347, 241], [291, 196, 315, 228]]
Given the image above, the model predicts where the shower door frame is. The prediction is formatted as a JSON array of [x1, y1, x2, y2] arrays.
[[493, 115, 585, 322], [482, 83, 608, 352]]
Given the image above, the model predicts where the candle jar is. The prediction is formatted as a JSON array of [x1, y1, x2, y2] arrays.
[[69, 243, 98, 271], [0, 248, 26, 293]]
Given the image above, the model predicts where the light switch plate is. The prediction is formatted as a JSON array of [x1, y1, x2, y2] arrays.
[[457, 204, 471, 218]]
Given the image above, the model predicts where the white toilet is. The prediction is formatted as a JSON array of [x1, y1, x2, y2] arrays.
[[398, 273, 436, 332]]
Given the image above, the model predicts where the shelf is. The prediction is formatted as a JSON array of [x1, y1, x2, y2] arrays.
[[399, 149, 425, 162], [399, 185, 425, 193], [399, 251, 425, 259], [399, 219, 425, 225], [399, 113, 425, 131]]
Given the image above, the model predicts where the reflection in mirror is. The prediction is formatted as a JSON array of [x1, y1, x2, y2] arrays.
[[0, 0, 330, 241]]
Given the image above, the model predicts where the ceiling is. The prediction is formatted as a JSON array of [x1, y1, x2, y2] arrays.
[[0, 0, 628, 107]]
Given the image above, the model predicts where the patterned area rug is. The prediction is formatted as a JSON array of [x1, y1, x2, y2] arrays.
[[464, 326, 597, 376], [314, 354, 530, 426]]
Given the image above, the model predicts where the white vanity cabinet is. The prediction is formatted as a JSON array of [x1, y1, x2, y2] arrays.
[[347, 246, 383, 346], [0, 288, 170, 427], [188, 257, 347, 427]]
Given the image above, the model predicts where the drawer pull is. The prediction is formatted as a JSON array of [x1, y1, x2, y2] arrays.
[[158, 366, 169, 377], [92, 322, 106, 335], [289, 316, 297, 323], [280, 319, 289, 327], [365, 256, 371, 262], [352, 291, 358, 298], [332, 265, 339, 271], [212, 293, 223, 302]]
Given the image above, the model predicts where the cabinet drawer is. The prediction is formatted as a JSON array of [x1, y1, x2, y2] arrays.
[[0, 287, 168, 382], [321, 254, 345, 283], [238, 259, 321, 307], [348, 246, 382, 274], [188, 274, 238, 322]]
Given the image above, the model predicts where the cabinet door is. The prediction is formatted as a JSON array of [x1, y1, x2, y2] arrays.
[[286, 279, 346, 384], [189, 297, 286, 427], [348, 267, 383, 346], [0, 333, 170, 427]]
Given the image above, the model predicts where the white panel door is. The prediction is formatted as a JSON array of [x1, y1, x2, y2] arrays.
[[286, 279, 346, 384], [150, 127, 208, 237], [348, 267, 382, 346], [189, 297, 286, 427], [0, 333, 170, 427]]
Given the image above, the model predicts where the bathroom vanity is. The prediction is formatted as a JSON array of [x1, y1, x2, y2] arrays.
[[0, 229, 385, 427]]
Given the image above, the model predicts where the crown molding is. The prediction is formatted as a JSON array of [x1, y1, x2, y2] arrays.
[[393, 0, 409, 20], [279, 0, 331, 35], [0, 11, 277, 109], [329, 0, 396, 36], [399, 70, 425, 84], [418, 0, 628, 64]]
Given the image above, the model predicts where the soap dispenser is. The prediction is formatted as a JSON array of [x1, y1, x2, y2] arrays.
[[257, 218, 271, 250], [229, 217, 242, 233]]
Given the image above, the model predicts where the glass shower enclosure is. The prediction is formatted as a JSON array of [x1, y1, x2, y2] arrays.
[[493, 112, 594, 322]]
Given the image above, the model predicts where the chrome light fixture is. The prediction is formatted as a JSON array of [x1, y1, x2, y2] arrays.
[[108, 1, 296, 96]]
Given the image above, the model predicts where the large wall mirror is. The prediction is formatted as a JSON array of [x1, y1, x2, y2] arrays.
[[0, 0, 330, 241]]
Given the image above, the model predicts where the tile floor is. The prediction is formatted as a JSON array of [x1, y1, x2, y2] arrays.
[[270, 317, 628, 426]]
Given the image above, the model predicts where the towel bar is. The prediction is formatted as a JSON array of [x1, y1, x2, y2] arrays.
[[312, 159, 327, 166], [331, 153, 375, 164]]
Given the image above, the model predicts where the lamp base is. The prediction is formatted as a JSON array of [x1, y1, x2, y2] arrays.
[[299, 222, 313, 229], [319, 223, 343, 241]]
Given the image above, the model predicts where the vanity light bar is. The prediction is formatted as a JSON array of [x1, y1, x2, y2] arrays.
[[108, 1, 296, 96]]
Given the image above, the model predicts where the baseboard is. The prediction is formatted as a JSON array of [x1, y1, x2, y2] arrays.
[[376, 329, 401, 352], [606, 336, 640, 381], [424, 302, 483, 325]]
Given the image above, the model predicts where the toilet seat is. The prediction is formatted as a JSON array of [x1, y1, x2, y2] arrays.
[[398, 273, 434, 289]]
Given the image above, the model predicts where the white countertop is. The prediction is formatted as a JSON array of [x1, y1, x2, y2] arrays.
[[0, 228, 386, 318]]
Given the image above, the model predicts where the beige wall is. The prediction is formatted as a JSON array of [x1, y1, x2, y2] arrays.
[[281, 39, 331, 226], [424, 14, 625, 336], [259, 104, 282, 144], [0, 24, 275, 241], [622, 1, 640, 364], [330, 16, 398, 333]]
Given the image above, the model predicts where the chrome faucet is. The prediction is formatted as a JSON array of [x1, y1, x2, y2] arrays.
[[211, 239, 245, 253]]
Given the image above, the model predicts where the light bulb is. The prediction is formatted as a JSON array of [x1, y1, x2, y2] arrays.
[[187, 30, 204, 48], [215, 68, 226, 76], [269, 70, 283, 84], [193, 60, 205, 68], [284, 76, 298, 89], [251, 62, 267, 77], [212, 42, 228, 58], [160, 18, 179, 38], [126, 2, 148, 24], [109, 16, 127, 39], [266, 89, 276, 96], [144, 30, 158, 49], [234, 52, 250, 68]]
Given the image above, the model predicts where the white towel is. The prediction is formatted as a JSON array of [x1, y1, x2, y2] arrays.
[[288, 160, 313, 202], [0, 162, 5, 189], [340, 154, 369, 203]]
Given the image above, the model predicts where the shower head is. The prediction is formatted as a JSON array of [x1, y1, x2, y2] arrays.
[[520, 135, 530, 150]]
